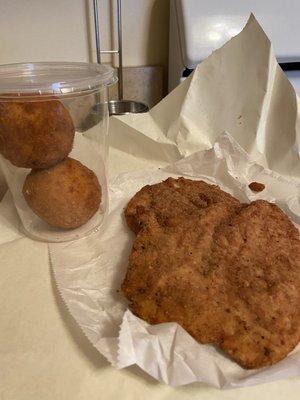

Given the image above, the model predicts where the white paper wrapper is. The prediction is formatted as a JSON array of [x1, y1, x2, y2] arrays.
[[109, 14, 300, 179], [49, 132, 300, 388], [47, 14, 300, 389], [0, 13, 291, 389]]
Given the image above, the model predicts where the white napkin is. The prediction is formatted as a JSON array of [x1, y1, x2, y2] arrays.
[[109, 15, 300, 178], [49, 133, 300, 388]]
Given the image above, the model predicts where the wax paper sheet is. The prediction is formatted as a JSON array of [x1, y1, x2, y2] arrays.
[[40, 14, 300, 388], [109, 15, 300, 179], [49, 132, 300, 388]]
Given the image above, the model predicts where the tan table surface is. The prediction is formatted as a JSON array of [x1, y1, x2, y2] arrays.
[[1, 148, 300, 400]]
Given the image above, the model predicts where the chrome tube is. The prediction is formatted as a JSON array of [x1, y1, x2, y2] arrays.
[[93, 0, 101, 64], [117, 0, 123, 100]]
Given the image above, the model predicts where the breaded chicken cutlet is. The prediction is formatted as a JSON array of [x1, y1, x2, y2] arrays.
[[125, 177, 240, 233], [122, 178, 300, 369]]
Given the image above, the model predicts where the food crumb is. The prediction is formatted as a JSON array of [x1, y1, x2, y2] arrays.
[[248, 182, 265, 192]]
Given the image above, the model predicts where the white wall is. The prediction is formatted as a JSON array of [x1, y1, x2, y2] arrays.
[[0, 0, 90, 63], [0, 0, 169, 69]]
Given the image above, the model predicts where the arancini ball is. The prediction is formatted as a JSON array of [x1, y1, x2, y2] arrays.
[[22, 157, 102, 229], [0, 99, 74, 168]]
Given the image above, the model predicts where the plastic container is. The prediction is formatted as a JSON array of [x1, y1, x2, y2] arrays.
[[0, 62, 116, 242]]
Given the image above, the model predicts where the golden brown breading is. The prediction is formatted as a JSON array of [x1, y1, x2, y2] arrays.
[[0, 100, 74, 168], [122, 202, 239, 344], [23, 157, 101, 229], [215, 200, 300, 368], [125, 177, 239, 233], [122, 178, 300, 369]]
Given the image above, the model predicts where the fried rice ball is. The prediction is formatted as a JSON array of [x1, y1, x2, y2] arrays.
[[22, 157, 102, 229], [0, 99, 75, 168]]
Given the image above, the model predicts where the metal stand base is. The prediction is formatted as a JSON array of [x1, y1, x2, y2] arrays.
[[93, 1, 149, 116], [108, 100, 149, 115]]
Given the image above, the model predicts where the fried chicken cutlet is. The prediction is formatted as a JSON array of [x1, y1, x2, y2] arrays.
[[122, 178, 300, 369], [125, 177, 240, 233], [215, 200, 300, 368], [123, 202, 239, 344]]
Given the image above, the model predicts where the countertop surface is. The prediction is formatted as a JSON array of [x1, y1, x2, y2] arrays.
[[1, 147, 300, 400]]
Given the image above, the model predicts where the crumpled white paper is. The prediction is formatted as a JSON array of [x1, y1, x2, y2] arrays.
[[49, 132, 300, 388], [109, 14, 300, 179], [48, 14, 300, 388]]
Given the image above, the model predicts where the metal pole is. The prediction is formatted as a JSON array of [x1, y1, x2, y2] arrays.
[[100, 50, 119, 54], [93, 0, 101, 64], [117, 0, 123, 100]]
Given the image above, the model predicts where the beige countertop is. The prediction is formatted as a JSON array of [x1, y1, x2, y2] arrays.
[[1, 148, 300, 400]]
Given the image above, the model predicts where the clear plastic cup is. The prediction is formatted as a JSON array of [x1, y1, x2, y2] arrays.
[[0, 62, 116, 242]]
